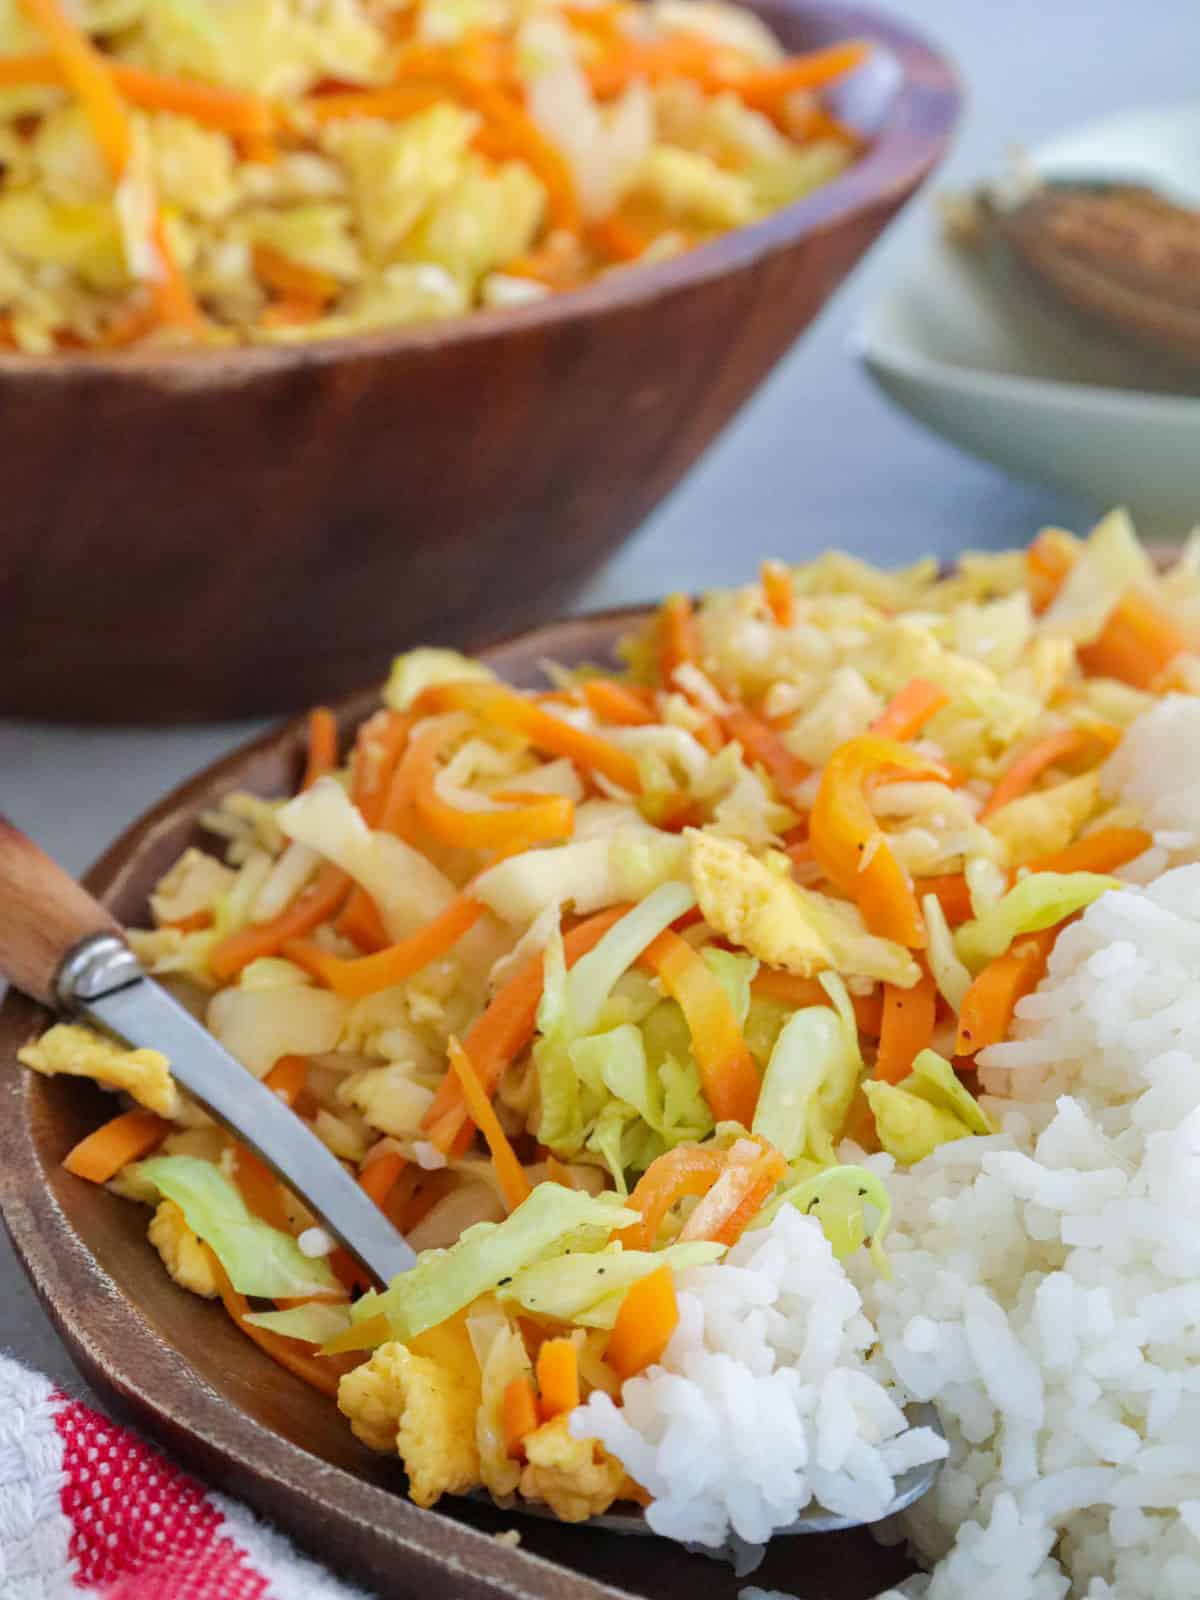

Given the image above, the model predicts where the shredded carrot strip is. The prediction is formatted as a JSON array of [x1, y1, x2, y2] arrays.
[[735, 40, 870, 112], [915, 872, 974, 926], [696, 1142, 788, 1247], [639, 928, 760, 1127], [876, 965, 936, 1084], [414, 681, 643, 794], [264, 1054, 308, 1107], [207, 1252, 357, 1397], [19, 0, 131, 174], [871, 677, 950, 742], [336, 893, 392, 954], [586, 30, 738, 99], [307, 82, 448, 125], [544, 1154, 575, 1188], [254, 245, 340, 308], [535, 1338, 580, 1420], [1080, 593, 1190, 689], [751, 968, 883, 1036], [606, 1264, 678, 1378], [588, 211, 648, 263], [301, 706, 339, 790], [659, 592, 699, 685], [351, 710, 411, 827], [1022, 825, 1152, 876], [618, 1144, 726, 1250], [402, 718, 575, 850], [502, 1376, 540, 1457], [582, 678, 655, 726], [209, 863, 350, 982], [147, 212, 204, 331], [458, 76, 581, 233], [359, 1148, 407, 1209], [1026, 533, 1190, 688], [164, 907, 214, 934], [981, 724, 1120, 819], [0, 52, 276, 134], [335, 712, 412, 950], [760, 559, 794, 627], [720, 702, 810, 805], [229, 1140, 293, 1231], [63, 1108, 167, 1183], [446, 1036, 532, 1212], [283, 891, 483, 1000], [421, 905, 630, 1156], [956, 927, 1059, 1056]]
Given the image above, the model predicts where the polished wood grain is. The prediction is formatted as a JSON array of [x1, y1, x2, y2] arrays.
[[0, 609, 916, 1600], [0, 815, 118, 1007], [0, 0, 959, 724]]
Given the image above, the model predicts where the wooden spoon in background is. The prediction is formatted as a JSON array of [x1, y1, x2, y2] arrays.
[[981, 179, 1200, 367]]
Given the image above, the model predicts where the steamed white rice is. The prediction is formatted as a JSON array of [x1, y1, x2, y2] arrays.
[[575, 696, 1200, 1597]]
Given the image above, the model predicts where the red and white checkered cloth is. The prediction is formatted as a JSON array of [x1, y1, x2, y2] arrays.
[[0, 1354, 372, 1600]]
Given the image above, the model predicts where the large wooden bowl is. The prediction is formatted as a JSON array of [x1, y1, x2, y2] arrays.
[[0, 0, 959, 725], [0, 609, 918, 1599]]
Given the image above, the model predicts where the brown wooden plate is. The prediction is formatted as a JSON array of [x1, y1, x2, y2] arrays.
[[0, 609, 916, 1599]]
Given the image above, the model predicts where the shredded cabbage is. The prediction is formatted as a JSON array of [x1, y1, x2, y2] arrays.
[[384, 648, 496, 711], [763, 1164, 893, 1276], [473, 829, 687, 925], [1040, 508, 1150, 645], [136, 1156, 339, 1299], [499, 1239, 724, 1327], [206, 982, 345, 1079], [955, 871, 1118, 970], [752, 1004, 846, 1162], [351, 1184, 637, 1343], [908, 1049, 994, 1135], [244, 1302, 354, 1344], [922, 892, 972, 1011], [278, 777, 456, 938]]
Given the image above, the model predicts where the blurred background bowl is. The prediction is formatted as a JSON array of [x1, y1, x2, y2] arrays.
[[0, 0, 958, 725]]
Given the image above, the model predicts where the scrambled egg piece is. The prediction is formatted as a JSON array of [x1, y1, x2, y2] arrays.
[[19, 1024, 179, 1119], [147, 1200, 218, 1299], [689, 831, 832, 974], [862, 1080, 973, 1166], [338, 1319, 482, 1508], [984, 770, 1101, 864], [518, 1416, 629, 1522]]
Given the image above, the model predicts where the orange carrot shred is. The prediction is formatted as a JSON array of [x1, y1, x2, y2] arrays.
[[544, 1154, 576, 1188], [915, 873, 974, 926], [639, 928, 760, 1127], [981, 724, 1120, 819], [264, 1054, 308, 1106], [659, 593, 699, 685], [502, 1376, 540, 1457], [761, 559, 794, 627], [955, 927, 1059, 1056], [871, 678, 950, 742], [207, 1251, 357, 1398], [1022, 825, 1152, 877], [536, 1338, 580, 1419], [582, 678, 656, 727], [446, 1036, 532, 1213], [283, 891, 483, 999], [301, 707, 339, 790], [63, 1108, 167, 1184], [208, 863, 350, 982], [606, 1265, 679, 1379], [421, 905, 630, 1156], [359, 1147, 407, 1208], [876, 965, 936, 1084]]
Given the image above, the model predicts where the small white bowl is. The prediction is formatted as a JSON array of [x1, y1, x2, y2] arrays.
[[856, 103, 1200, 537]]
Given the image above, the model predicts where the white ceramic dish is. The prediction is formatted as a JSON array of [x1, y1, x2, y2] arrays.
[[856, 103, 1200, 536]]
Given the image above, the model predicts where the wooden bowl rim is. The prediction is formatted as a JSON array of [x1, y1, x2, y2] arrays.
[[0, 0, 960, 387], [0, 602, 693, 1600]]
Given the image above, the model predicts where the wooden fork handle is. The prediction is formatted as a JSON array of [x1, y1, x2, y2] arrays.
[[0, 815, 120, 1008]]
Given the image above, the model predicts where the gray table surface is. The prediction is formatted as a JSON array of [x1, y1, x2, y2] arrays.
[[0, 0, 1189, 1398]]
